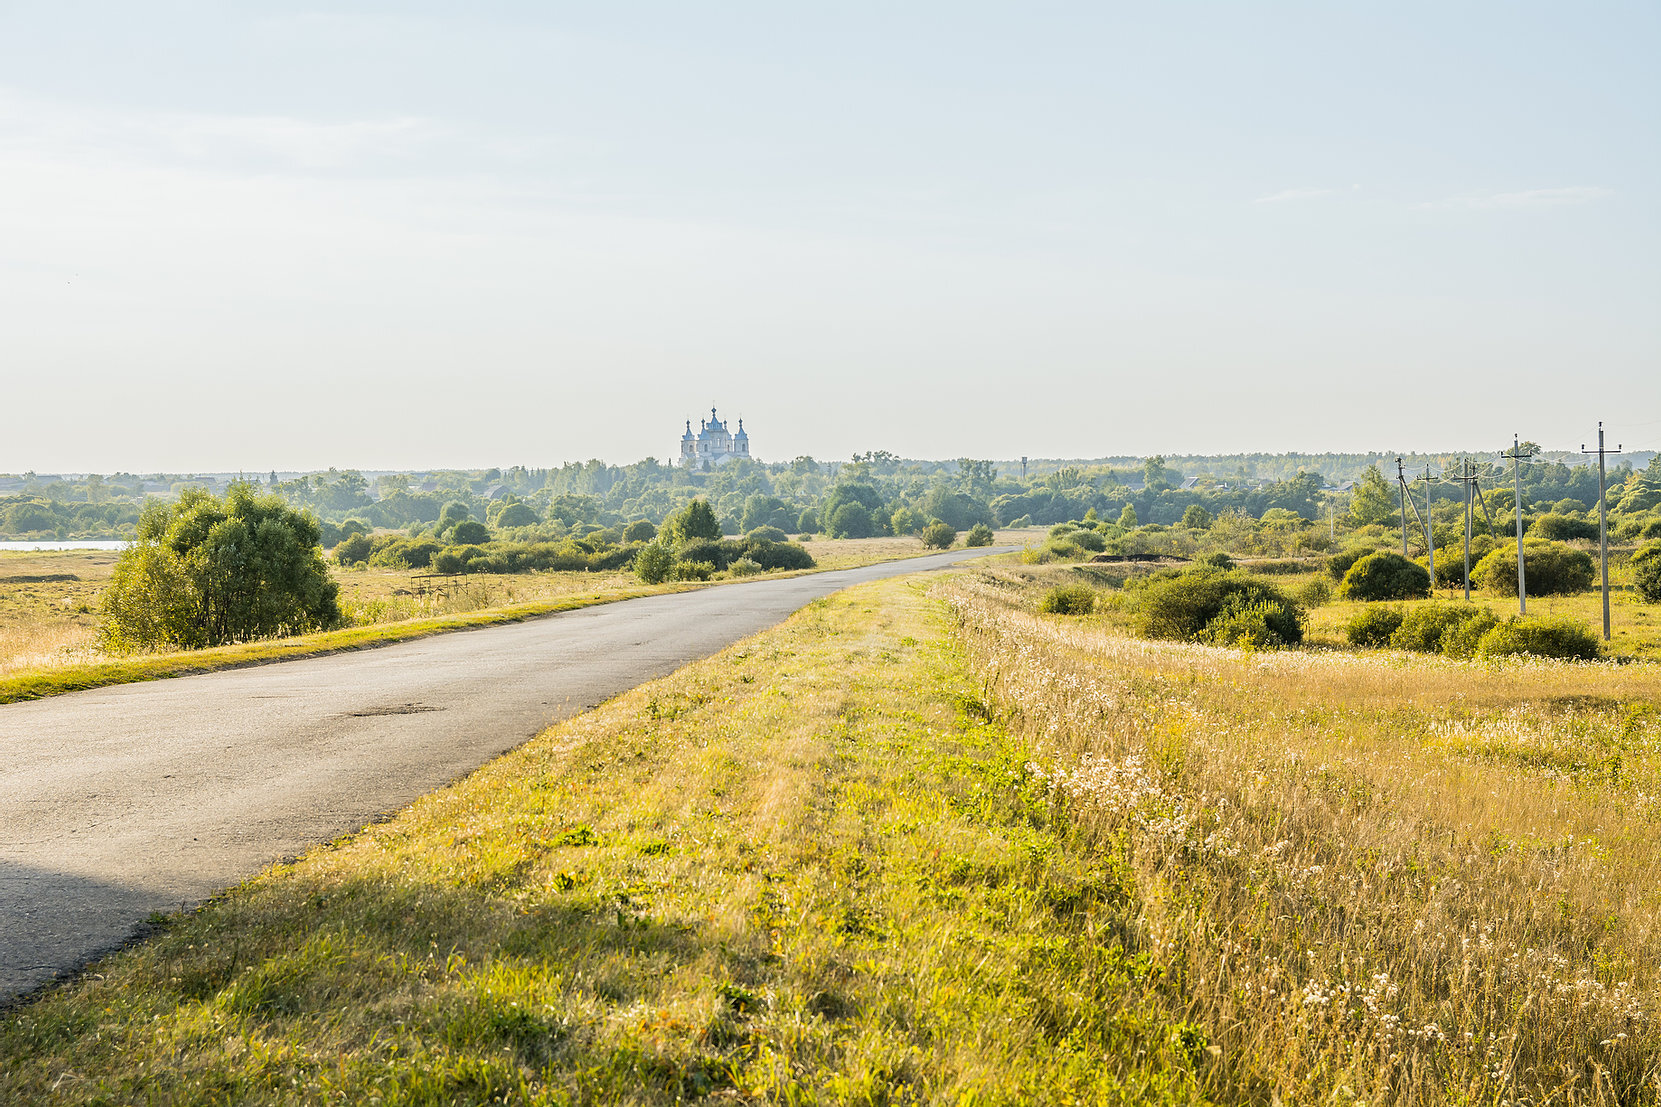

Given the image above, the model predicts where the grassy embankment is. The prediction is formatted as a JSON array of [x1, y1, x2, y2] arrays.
[[8, 567, 1661, 1102], [0, 534, 1008, 705]]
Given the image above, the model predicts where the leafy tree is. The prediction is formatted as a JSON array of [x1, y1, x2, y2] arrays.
[[1118, 504, 1139, 529], [920, 522, 956, 549], [1180, 504, 1212, 529], [890, 506, 926, 536], [622, 519, 658, 543], [436, 501, 471, 536], [965, 523, 994, 547], [101, 484, 342, 652], [1474, 540, 1594, 596], [663, 499, 722, 545], [829, 502, 876, 539], [1348, 466, 1397, 526]]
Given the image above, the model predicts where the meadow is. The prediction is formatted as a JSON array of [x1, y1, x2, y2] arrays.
[[7, 563, 1660, 1103]]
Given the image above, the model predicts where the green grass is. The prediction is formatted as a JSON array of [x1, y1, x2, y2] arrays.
[[0, 577, 1212, 1105]]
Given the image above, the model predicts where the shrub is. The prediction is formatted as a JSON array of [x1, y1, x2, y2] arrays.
[[1345, 606, 1404, 648], [1071, 529, 1107, 553], [796, 508, 819, 534], [1476, 615, 1602, 661], [678, 538, 746, 570], [1530, 513, 1599, 542], [1294, 578, 1332, 608], [634, 541, 674, 584], [965, 523, 994, 547], [1340, 552, 1431, 601], [1389, 604, 1493, 654], [1132, 568, 1303, 648], [1021, 538, 1087, 564], [1427, 536, 1495, 588], [493, 502, 539, 528], [889, 506, 926, 536], [100, 484, 342, 652], [740, 539, 815, 571], [1634, 541, 1661, 603], [1327, 546, 1377, 581], [1181, 505, 1212, 529], [673, 560, 716, 581], [1441, 609, 1500, 658], [744, 525, 788, 544], [367, 536, 442, 569], [334, 532, 373, 567], [448, 520, 490, 546], [729, 558, 764, 577], [921, 522, 957, 549], [829, 502, 876, 539], [1038, 584, 1096, 615], [1474, 540, 1595, 596], [621, 520, 657, 543], [432, 549, 467, 575], [1196, 552, 1236, 570], [1205, 599, 1293, 649]]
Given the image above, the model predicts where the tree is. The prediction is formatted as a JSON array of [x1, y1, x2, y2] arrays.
[[1118, 504, 1139, 529], [1181, 505, 1212, 530], [663, 499, 722, 545], [1348, 465, 1397, 526], [634, 541, 674, 584], [829, 502, 876, 538], [101, 484, 342, 652], [436, 501, 471, 536], [1631, 541, 1661, 603], [1474, 540, 1594, 596], [334, 533, 373, 566], [965, 523, 994, 547], [1339, 551, 1431, 602]]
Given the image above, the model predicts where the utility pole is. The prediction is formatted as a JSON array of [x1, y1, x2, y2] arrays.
[[1460, 458, 1473, 601], [1414, 465, 1437, 588], [1396, 457, 1409, 557], [1501, 435, 1530, 614], [1582, 423, 1622, 641]]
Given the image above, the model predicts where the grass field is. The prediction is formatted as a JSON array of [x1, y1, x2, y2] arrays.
[[7, 567, 1660, 1103]]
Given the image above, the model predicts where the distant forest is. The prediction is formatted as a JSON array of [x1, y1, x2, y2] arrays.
[[4, 446, 1660, 546]]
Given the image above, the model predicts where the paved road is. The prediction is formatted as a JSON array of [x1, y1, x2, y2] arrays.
[[0, 548, 1003, 1000]]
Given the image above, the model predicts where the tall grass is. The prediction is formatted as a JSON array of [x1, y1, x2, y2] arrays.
[[947, 569, 1661, 1102]]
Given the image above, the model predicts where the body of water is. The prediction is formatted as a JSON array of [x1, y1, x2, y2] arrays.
[[0, 540, 130, 552]]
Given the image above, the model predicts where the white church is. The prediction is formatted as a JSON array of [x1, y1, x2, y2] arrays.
[[679, 408, 751, 469]]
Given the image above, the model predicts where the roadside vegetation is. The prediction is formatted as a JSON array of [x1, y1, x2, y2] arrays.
[[9, 573, 1661, 1103]]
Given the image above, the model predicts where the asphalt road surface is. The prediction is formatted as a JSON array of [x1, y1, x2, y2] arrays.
[[0, 548, 1005, 1001]]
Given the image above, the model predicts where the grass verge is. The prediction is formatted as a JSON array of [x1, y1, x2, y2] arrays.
[[0, 575, 1209, 1105]]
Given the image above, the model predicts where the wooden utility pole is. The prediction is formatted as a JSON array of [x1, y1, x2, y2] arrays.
[[1500, 435, 1531, 614], [1582, 423, 1622, 641]]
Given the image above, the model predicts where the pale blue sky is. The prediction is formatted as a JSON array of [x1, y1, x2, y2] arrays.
[[2, 2, 1656, 471]]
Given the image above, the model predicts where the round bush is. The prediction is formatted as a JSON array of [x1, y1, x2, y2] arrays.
[[1473, 540, 1594, 597], [1039, 584, 1096, 615], [449, 520, 490, 546], [1340, 551, 1431, 602], [1633, 541, 1661, 604], [1132, 568, 1303, 647], [1294, 578, 1332, 608], [622, 519, 658, 543], [1345, 606, 1404, 648], [744, 525, 788, 544], [334, 532, 373, 567], [965, 523, 994, 547], [921, 522, 957, 549], [1440, 609, 1500, 658], [740, 539, 815, 571], [1530, 513, 1598, 542], [1327, 545, 1379, 581], [1475, 615, 1602, 661]]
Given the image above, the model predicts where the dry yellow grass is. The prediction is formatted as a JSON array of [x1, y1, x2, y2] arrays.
[[947, 566, 1661, 1102]]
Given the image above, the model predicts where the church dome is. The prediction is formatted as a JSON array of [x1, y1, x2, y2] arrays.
[[734, 419, 748, 440]]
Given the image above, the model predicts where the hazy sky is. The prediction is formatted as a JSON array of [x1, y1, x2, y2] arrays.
[[3, 2, 1657, 472]]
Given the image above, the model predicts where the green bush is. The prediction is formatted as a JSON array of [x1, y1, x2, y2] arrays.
[[1475, 615, 1602, 661], [1389, 604, 1493, 654], [634, 542, 674, 584], [729, 558, 764, 577], [1340, 551, 1431, 601], [1038, 584, 1096, 615], [1426, 536, 1495, 588], [334, 532, 373, 567], [1131, 568, 1303, 648], [829, 502, 876, 539], [663, 499, 722, 545], [1071, 528, 1107, 553], [1327, 545, 1377, 581], [100, 484, 342, 652], [621, 519, 657, 544], [673, 560, 717, 582], [1181, 505, 1212, 529], [1440, 609, 1501, 659], [677, 538, 746, 570], [1634, 541, 1661, 603], [448, 520, 490, 546], [1530, 513, 1599, 542], [921, 522, 957, 549], [1205, 599, 1293, 649], [965, 523, 994, 547], [367, 536, 443, 570], [1196, 552, 1236, 570], [492, 502, 539, 529], [1345, 606, 1404, 648], [740, 539, 815, 571], [1294, 578, 1332, 608], [432, 549, 467, 575], [744, 525, 788, 544], [1473, 540, 1595, 596]]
